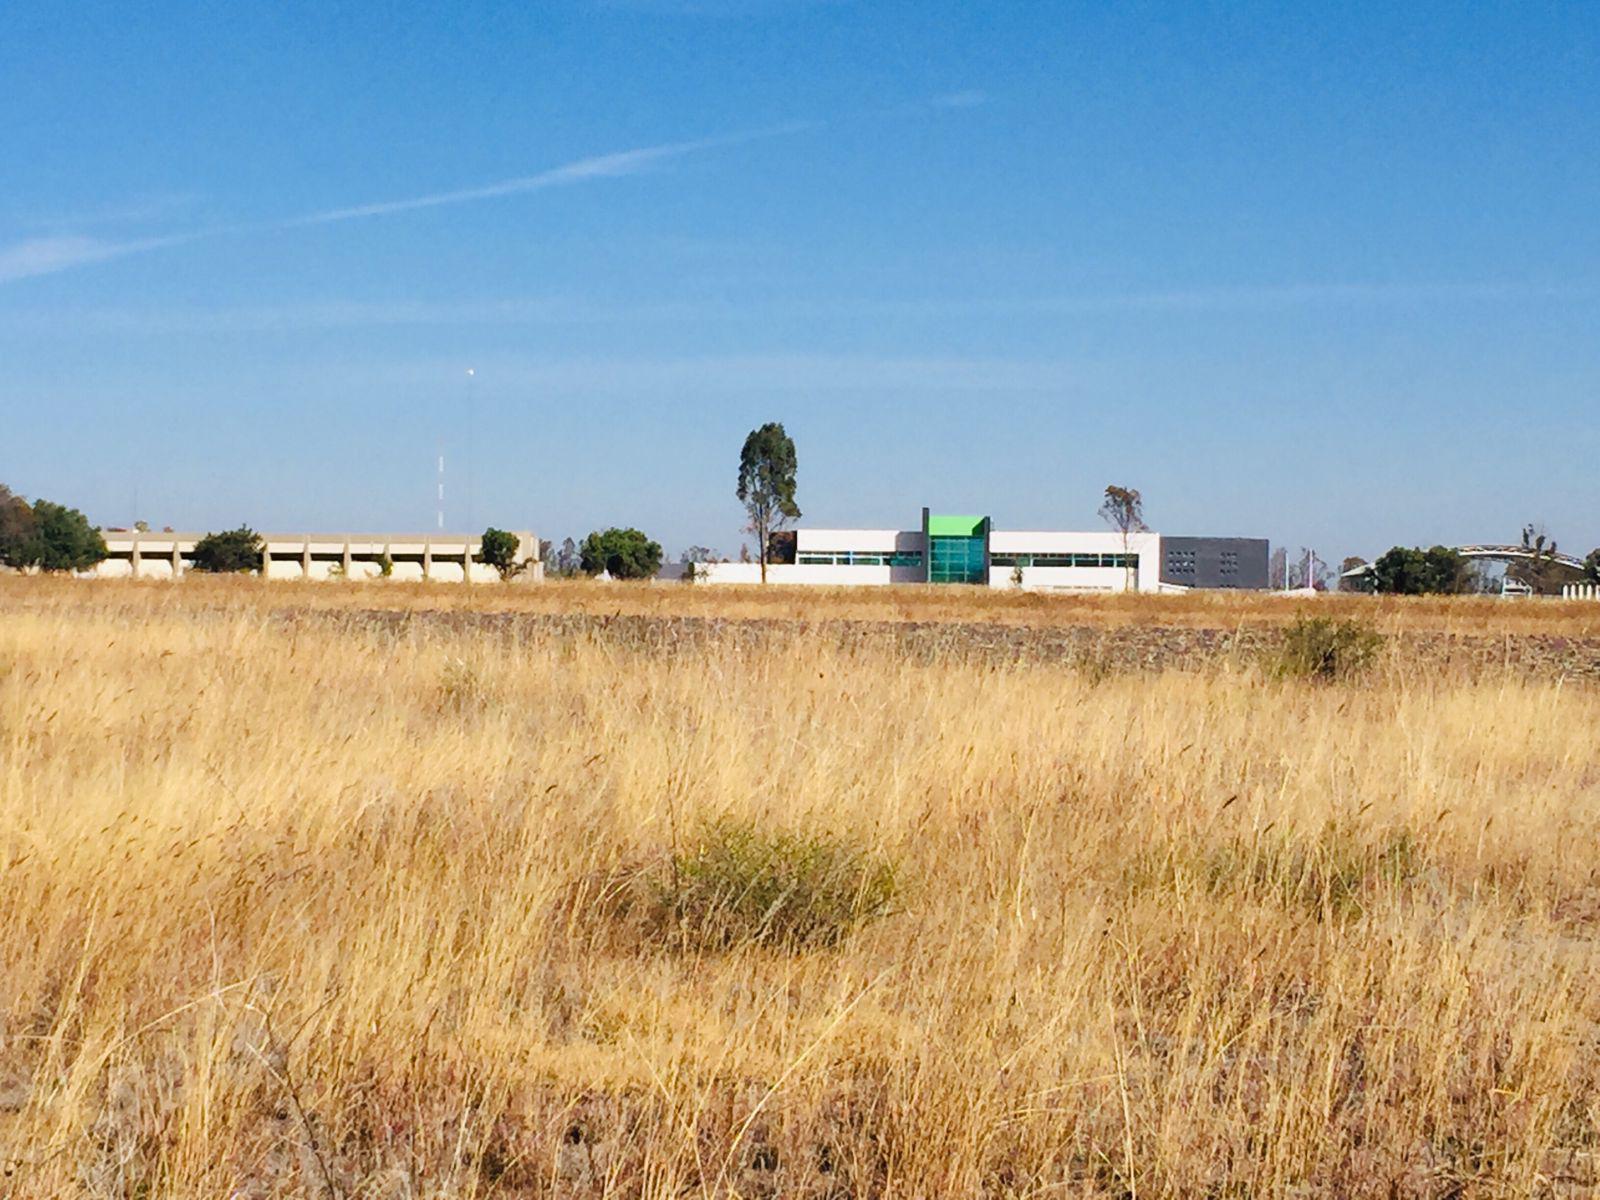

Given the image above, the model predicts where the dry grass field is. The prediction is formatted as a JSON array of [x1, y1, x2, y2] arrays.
[[12, 572, 1600, 636], [2, 577, 1599, 1196]]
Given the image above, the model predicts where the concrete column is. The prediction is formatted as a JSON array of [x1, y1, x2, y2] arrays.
[[130, 532, 141, 579], [422, 538, 432, 582], [463, 537, 474, 585], [302, 538, 312, 581], [342, 539, 353, 579], [172, 541, 183, 578]]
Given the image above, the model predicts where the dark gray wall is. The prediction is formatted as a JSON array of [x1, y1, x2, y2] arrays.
[[1160, 537, 1270, 589]]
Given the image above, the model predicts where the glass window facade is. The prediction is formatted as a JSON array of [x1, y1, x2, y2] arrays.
[[929, 535, 987, 583], [991, 552, 1140, 570], [797, 551, 923, 567]]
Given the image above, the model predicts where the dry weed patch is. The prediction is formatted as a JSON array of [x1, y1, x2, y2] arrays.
[[648, 818, 901, 951]]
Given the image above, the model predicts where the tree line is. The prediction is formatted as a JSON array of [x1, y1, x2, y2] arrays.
[[0, 491, 541, 580], [9, 447, 1600, 596], [1347, 526, 1599, 595], [541, 421, 803, 581]]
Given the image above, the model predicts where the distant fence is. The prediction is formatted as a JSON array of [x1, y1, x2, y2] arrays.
[[1563, 583, 1600, 601]]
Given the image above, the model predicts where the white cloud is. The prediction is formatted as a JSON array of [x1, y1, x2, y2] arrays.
[[289, 123, 815, 226], [0, 95, 959, 287], [0, 234, 190, 284]]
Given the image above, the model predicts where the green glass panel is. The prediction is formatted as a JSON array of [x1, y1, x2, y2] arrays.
[[927, 514, 987, 537], [929, 534, 986, 584]]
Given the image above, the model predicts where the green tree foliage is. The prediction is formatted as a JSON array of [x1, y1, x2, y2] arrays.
[[1370, 545, 1472, 595], [0, 495, 108, 572], [477, 527, 524, 580], [0, 485, 36, 564], [191, 527, 265, 573], [1586, 549, 1600, 585], [736, 422, 801, 583], [579, 527, 662, 580], [28, 501, 108, 571]]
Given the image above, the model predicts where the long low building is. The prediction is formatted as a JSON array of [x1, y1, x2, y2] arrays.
[[665, 510, 1267, 592], [93, 530, 541, 583]]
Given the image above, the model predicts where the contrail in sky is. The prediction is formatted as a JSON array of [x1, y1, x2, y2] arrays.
[[0, 114, 848, 284], [286, 121, 818, 227]]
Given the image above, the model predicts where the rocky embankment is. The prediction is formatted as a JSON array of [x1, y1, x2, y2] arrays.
[[301, 608, 1600, 683]]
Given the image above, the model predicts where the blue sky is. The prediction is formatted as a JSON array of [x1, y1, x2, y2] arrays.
[[2, 0, 1597, 562]]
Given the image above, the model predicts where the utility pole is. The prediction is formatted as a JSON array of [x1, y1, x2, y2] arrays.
[[463, 367, 476, 532]]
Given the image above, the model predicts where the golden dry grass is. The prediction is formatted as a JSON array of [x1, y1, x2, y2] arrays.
[[10, 572, 1600, 638], [2, 579, 1598, 1196]]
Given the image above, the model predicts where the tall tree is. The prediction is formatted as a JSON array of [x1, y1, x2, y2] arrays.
[[737, 423, 801, 583], [1097, 485, 1146, 590], [547, 537, 582, 578]]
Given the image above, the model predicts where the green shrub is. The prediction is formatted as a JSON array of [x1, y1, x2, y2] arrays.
[[579, 527, 662, 580], [651, 819, 899, 950], [191, 526, 264, 573], [478, 527, 525, 579], [1273, 616, 1383, 681]]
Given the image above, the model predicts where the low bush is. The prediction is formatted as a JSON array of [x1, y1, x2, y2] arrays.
[[191, 526, 264, 573], [479, 527, 525, 580], [651, 818, 900, 950], [1273, 615, 1383, 681]]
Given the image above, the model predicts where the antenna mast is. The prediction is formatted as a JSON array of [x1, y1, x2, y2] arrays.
[[436, 448, 445, 531]]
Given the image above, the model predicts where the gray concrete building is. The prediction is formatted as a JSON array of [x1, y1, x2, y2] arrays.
[[1158, 537, 1270, 590]]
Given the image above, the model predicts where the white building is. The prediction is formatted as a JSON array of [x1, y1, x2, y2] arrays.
[[665, 510, 1266, 592]]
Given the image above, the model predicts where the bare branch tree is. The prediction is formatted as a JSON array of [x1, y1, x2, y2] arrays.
[[1098, 485, 1146, 591]]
